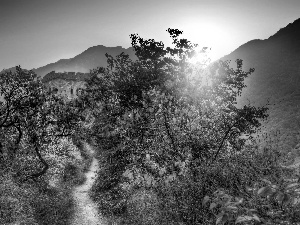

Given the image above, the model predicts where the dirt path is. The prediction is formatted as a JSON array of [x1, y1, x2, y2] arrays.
[[70, 144, 107, 225]]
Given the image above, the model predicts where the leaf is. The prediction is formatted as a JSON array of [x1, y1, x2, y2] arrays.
[[260, 178, 272, 185], [216, 212, 224, 219], [293, 197, 300, 205], [235, 215, 258, 224], [214, 189, 225, 197], [221, 194, 232, 202], [286, 183, 299, 189], [225, 205, 238, 211], [216, 216, 223, 225], [257, 186, 273, 197], [276, 192, 284, 203], [210, 202, 217, 210], [148, 107, 154, 113], [269, 190, 278, 200], [245, 185, 253, 191], [252, 214, 261, 222], [216, 213, 228, 225], [202, 196, 210, 206], [231, 127, 241, 133], [249, 209, 257, 213], [271, 184, 278, 189], [282, 193, 290, 205], [234, 197, 244, 205], [239, 134, 249, 140]]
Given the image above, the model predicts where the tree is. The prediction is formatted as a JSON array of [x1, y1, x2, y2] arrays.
[[0, 66, 84, 180], [85, 29, 269, 223]]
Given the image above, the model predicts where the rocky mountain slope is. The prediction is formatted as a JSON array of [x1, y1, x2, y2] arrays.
[[222, 18, 300, 151]]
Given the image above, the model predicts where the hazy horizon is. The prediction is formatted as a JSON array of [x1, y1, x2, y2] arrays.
[[1, 0, 300, 70]]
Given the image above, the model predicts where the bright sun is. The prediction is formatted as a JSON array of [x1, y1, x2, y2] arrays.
[[188, 46, 212, 66], [182, 21, 231, 63]]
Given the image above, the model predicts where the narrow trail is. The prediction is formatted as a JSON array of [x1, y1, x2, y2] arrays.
[[70, 144, 107, 225]]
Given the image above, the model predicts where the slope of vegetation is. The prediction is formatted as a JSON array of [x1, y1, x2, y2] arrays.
[[0, 67, 92, 224], [81, 29, 300, 224], [222, 18, 300, 152]]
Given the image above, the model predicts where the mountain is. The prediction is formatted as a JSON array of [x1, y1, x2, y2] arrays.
[[1, 45, 136, 77], [222, 18, 300, 151], [34, 45, 136, 77]]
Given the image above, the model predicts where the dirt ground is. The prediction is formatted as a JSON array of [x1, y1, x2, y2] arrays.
[[70, 144, 108, 225]]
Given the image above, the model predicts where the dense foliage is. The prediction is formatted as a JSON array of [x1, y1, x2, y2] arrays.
[[2, 28, 300, 225], [81, 29, 300, 224], [0, 67, 90, 224]]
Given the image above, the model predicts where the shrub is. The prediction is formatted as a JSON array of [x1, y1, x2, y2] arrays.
[[0, 173, 38, 225], [31, 186, 75, 225], [62, 162, 87, 185]]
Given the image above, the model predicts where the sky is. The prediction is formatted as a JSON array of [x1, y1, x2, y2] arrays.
[[0, 0, 300, 70]]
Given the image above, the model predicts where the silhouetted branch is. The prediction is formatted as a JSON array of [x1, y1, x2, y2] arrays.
[[28, 144, 49, 180], [212, 121, 238, 163]]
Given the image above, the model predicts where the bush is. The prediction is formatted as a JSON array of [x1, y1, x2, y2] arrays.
[[126, 189, 160, 225], [0, 173, 38, 225], [31, 186, 75, 225], [62, 162, 87, 186]]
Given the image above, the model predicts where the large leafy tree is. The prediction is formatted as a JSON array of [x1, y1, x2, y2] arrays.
[[0, 66, 84, 180], [84, 28, 268, 166], [84, 29, 269, 222]]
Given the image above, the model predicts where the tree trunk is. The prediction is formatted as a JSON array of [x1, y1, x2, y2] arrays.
[[29, 144, 49, 180]]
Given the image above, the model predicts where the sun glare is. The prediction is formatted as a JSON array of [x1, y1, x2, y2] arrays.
[[188, 46, 211, 66], [182, 21, 231, 63]]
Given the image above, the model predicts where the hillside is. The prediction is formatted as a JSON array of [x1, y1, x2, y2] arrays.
[[222, 18, 300, 151], [1, 45, 136, 77], [34, 45, 136, 77]]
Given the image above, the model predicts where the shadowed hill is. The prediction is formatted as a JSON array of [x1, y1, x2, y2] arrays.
[[34, 45, 136, 77], [1, 45, 136, 78], [222, 18, 300, 151]]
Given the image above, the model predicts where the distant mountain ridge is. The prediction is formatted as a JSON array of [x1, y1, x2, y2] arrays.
[[34, 45, 136, 77], [1, 45, 136, 77], [222, 18, 300, 151]]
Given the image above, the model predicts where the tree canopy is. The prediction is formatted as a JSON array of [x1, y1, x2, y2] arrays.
[[83, 29, 291, 224], [0, 66, 85, 180]]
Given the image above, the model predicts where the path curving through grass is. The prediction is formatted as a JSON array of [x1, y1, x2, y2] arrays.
[[70, 144, 107, 225]]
